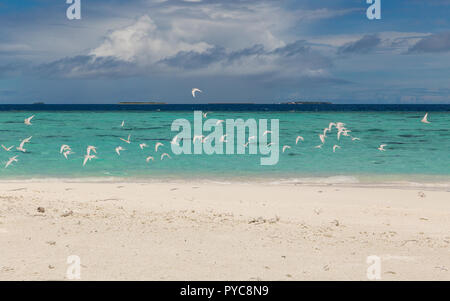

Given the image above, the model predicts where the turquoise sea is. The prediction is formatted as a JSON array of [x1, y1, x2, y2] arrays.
[[0, 104, 449, 184]]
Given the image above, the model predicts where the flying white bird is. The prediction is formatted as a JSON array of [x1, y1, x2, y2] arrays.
[[314, 144, 323, 149], [295, 136, 304, 144], [139, 143, 148, 150], [146, 156, 154, 163], [86, 145, 97, 156], [220, 134, 228, 142], [17, 136, 32, 152], [282, 145, 291, 153], [121, 120, 125, 127], [2, 145, 14, 152], [421, 113, 430, 124], [161, 153, 171, 160], [202, 112, 208, 118], [352, 137, 360, 141], [319, 134, 325, 144], [378, 144, 387, 151], [60, 144, 71, 153], [337, 129, 350, 140], [115, 146, 125, 155], [24, 115, 34, 125], [22, 136, 32, 143], [328, 122, 337, 131], [155, 142, 164, 152], [119, 134, 131, 144], [5, 156, 18, 168], [63, 150, 74, 159], [333, 145, 341, 152], [192, 88, 202, 98], [83, 154, 96, 166], [336, 122, 346, 129], [171, 135, 180, 146]]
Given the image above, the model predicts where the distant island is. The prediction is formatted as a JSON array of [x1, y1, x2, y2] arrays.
[[208, 102, 255, 105], [118, 101, 167, 105], [282, 101, 332, 105], [116, 101, 332, 105]]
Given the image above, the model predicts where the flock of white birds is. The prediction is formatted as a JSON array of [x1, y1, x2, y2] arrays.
[[1, 88, 432, 169], [283, 112, 431, 154]]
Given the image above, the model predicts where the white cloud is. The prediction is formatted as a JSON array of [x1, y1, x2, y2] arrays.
[[89, 1, 357, 65]]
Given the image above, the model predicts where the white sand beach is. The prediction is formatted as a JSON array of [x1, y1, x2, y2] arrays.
[[0, 180, 449, 281]]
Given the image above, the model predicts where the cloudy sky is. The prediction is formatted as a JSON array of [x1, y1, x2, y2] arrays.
[[0, 0, 449, 104]]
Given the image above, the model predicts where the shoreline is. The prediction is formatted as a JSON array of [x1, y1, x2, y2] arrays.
[[1, 180, 449, 280]]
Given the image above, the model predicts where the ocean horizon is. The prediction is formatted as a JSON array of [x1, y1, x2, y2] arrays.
[[1, 103, 450, 111]]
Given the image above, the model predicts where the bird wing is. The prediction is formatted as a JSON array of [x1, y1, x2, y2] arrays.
[[60, 145, 70, 153], [155, 143, 163, 152], [319, 134, 325, 144], [21, 136, 32, 146], [19, 139, 26, 149]]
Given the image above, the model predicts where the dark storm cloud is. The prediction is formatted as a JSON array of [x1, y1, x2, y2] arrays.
[[159, 46, 228, 70], [337, 34, 381, 54], [408, 32, 450, 53], [0, 61, 29, 77], [161, 40, 331, 72]]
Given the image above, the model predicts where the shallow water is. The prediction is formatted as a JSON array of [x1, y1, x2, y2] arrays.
[[0, 105, 449, 183]]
